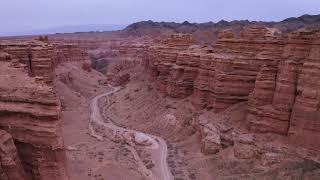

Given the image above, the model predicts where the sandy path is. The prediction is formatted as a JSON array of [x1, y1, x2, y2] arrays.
[[89, 86, 173, 180]]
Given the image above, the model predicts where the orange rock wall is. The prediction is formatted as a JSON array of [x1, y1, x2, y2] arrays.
[[0, 40, 89, 180], [143, 28, 320, 150]]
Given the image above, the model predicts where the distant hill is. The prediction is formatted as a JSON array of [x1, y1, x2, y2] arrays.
[[274, 14, 320, 32], [121, 14, 320, 43], [0, 24, 126, 37]]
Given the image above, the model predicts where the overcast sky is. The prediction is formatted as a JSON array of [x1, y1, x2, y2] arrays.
[[1, 0, 319, 34]]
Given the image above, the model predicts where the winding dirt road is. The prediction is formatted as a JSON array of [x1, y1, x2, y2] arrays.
[[89, 86, 173, 180]]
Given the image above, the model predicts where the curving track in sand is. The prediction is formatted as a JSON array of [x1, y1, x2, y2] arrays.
[[89, 86, 173, 180]]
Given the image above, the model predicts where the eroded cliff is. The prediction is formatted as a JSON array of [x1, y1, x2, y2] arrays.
[[0, 40, 90, 180], [143, 26, 320, 151]]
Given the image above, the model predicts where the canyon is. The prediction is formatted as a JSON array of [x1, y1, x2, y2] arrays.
[[0, 14, 320, 180]]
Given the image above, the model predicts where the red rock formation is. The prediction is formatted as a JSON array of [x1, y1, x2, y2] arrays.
[[53, 43, 90, 65], [204, 26, 283, 112], [287, 29, 320, 150], [160, 34, 195, 48], [0, 62, 67, 179], [0, 130, 27, 180], [144, 34, 200, 98], [0, 41, 90, 84], [106, 59, 142, 86], [247, 28, 319, 138], [166, 52, 199, 98], [145, 27, 284, 111], [0, 40, 89, 179], [143, 26, 320, 151], [217, 29, 236, 39]]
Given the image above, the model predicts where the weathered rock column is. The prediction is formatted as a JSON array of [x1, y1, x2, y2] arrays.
[[0, 130, 28, 180]]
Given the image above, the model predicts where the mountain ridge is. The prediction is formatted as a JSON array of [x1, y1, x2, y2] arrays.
[[121, 14, 320, 43]]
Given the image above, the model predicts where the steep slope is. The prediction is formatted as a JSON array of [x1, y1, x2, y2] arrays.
[[0, 40, 90, 180], [143, 26, 320, 151]]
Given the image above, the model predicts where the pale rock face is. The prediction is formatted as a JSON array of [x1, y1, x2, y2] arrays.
[[133, 132, 157, 148], [201, 134, 221, 155], [164, 114, 177, 126], [199, 123, 222, 155]]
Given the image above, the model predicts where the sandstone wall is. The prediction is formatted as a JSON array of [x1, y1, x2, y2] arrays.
[[0, 40, 88, 179], [143, 27, 320, 151], [144, 28, 284, 110], [248, 29, 320, 142], [0, 130, 27, 180], [286, 29, 320, 150], [53, 43, 90, 66]]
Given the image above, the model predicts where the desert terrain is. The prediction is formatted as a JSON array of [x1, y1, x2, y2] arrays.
[[0, 14, 320, 180]]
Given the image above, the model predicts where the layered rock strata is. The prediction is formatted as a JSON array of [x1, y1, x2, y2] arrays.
[[286, 29, 320, 150], [0, 40, 88, 179], [53, 43, 90, 65], [247, 29, 320, 140], [143, 27, 320, 151], [0, 130, 27, 180], [144, 28, 284, 110], [0, 41, 89, 81]]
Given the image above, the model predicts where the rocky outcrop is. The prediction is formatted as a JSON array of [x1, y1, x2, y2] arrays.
[[145, 27, 284, 111], [0, 77, 67, 180], [0, 67, 67, 179], [106, 59, 142, 86], [53, 43, 90, 66], [287, 29, 320, 150], [1, 41, 55, 83], [0, 40, 89, 179], [143, 26, 320, 151], [0, 130, 27, 180], [144, 34, 200, 98], [248, 28, 320, 143], [0, 41, 90, 84]]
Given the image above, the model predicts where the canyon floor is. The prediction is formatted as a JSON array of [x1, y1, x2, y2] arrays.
[[56, 62, 174, 180], [55, 62, 143, 180]]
